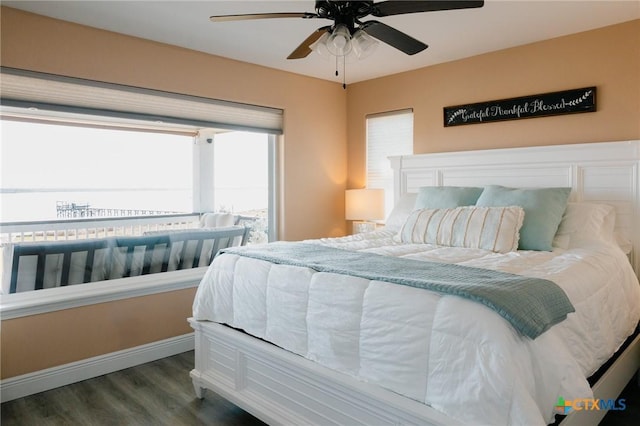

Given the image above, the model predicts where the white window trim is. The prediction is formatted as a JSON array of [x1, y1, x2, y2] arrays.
[[0, 268, 205, 320], [267, 134, 278, 242]]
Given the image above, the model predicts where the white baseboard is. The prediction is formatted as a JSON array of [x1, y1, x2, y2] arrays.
[[0, 332, 194, 403]]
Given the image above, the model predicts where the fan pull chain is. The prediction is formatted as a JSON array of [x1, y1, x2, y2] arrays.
[[342, 57, 346, 90], [335, 56, 346, 90]]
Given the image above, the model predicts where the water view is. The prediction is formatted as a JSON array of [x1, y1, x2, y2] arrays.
[[0, 187, 267, 222], [1, 121, 270, 224]]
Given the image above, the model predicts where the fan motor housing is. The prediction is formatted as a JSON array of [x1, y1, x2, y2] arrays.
[[315, 1, 375, 24]]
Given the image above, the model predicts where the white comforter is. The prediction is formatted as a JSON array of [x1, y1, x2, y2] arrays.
[[192, 230, 640, 425]]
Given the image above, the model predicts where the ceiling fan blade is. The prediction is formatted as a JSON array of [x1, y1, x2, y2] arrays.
[[360, 21, 428, 55], [210, 12, 316, 22], [287, 26, 330, 59], [372, 0, 484, 17]]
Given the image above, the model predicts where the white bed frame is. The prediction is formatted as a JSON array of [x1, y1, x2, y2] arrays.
[[190, 140, 640, 426]]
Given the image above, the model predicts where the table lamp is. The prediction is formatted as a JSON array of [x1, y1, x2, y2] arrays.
[[345, 188, 385, 234]]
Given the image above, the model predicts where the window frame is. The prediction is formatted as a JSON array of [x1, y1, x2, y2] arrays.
[[0, 73, 280, 314], [1, 68, 280, 241], [1, 115, 277, 241], [194, 129, 277, 242]]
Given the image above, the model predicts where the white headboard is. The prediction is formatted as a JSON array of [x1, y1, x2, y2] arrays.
[[390, 140, 640, 274]]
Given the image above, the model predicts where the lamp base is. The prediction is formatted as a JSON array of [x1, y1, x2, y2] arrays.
[[352, 221, 377, 234]]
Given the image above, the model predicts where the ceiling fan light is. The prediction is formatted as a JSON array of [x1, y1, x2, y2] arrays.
[[352, 29, 378, 59], [326, 24, 352, 56], [310, 32, 331, 58]]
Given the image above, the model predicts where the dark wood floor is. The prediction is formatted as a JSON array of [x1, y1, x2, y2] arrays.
[[1, 351, 265, 426], [1, 350, 637, 425]]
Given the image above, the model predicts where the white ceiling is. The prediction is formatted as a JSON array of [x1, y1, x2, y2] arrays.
[[4, 1, 639, 84]]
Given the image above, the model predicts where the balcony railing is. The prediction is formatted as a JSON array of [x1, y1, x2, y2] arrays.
[[0, 212, 266, 245], [0, 213, 201, 244]]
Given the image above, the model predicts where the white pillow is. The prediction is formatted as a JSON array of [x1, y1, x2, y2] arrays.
[[552, 202, 616, 249], [200, 213, 236, 228], [383, 193, 418, 232], [397, 206, 525, 253]]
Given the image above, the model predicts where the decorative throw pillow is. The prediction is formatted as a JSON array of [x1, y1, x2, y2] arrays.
[[414, 186, 484, 209], [552, 202, 616, 249], [475, 185, 571, 251], [397, 206, 525, 253]]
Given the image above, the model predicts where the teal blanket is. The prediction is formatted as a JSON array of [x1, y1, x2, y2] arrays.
[[221, 242, 575, 339]]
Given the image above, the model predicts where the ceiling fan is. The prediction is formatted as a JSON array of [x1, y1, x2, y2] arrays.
[[210, 1, 485, 60]]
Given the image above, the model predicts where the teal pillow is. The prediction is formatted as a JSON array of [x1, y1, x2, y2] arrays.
[[414, 186, 483, 209], [475, 185, 571, 251]]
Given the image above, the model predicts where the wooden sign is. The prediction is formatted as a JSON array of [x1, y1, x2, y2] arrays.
[[444, 87, 596, 127]]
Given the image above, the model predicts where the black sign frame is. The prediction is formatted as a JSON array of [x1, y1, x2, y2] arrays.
[[443, 87, 596, 127]]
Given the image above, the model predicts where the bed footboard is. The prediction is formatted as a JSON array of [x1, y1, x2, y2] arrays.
[[188, 318, 459, 426]]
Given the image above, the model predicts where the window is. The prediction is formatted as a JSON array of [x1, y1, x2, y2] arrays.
[[213, 132, 271, 243], [0, 119, 276, 242], [366, 109, 413, 216], [1, 120, 194, 222], [0, 67, 281, 243], [0, 68, 280, 306]]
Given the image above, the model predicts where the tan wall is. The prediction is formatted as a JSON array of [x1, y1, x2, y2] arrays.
[[346, 19, 640, 188], [1, 288, 197, 378], [0, 6, 347, 379]]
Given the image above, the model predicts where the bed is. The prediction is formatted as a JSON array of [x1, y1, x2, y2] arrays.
[[189, 140, 640, 426]]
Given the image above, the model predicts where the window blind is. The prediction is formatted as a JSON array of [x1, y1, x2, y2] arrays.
[[0, 67, 283, 134], [366, 109, 413, 216]]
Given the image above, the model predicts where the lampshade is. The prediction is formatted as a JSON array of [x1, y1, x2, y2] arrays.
[[345, 188, 385, 221], [351, 29, 378, 59], [310, 25, 380, 89], [326, 24, 352, 57], [311, 27, 379, 60], [310, 32, 331, 57]]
